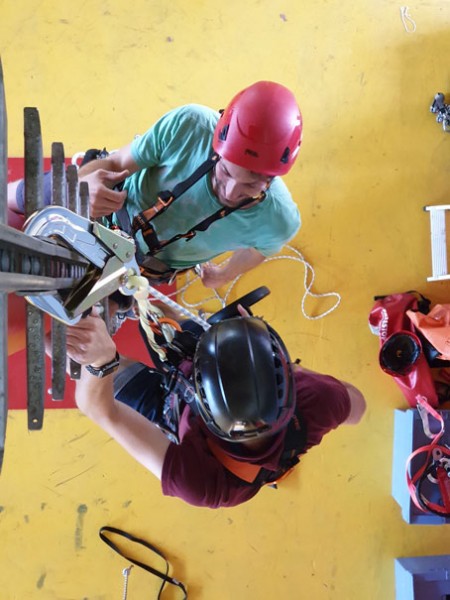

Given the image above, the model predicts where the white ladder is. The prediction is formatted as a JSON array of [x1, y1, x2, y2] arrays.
[[425, 204, 450, 281]]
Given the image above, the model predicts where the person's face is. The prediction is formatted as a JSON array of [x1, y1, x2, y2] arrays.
[[212, 158, 271, 208]]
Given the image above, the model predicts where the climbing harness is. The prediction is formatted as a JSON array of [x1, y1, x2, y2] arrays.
[[106, 150, 266, 283]]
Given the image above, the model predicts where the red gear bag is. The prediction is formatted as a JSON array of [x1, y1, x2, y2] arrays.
[[369, 292, 439, 408]]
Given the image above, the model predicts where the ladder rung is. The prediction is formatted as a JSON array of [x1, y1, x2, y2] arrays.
[[426, 204, 450, 279]]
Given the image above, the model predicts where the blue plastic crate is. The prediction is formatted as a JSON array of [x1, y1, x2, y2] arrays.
[[395, 555, 450, 599], [392, 409, 450, 524]]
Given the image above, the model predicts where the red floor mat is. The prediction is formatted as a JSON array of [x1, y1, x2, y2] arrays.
[[7, 157, 173, 409], [8, 315, 153, 409]]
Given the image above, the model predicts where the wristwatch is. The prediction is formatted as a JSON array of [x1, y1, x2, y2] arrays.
[[85, 351, 120, 378]]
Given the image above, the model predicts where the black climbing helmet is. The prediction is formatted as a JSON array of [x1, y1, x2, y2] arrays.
[[193, 317, 295, 442]]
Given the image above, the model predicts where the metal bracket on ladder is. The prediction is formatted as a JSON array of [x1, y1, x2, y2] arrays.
[[424, 204, 450, 281]]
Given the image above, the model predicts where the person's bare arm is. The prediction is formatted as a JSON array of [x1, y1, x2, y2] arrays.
[[64, 314, 171, 480], [199, 248, 266, 288], [78, 143, 141, 218], [7, 143, 140, 216], [339, 381, 366, 425], [294, 364, 366, 425], [75, 370, 171, 479]]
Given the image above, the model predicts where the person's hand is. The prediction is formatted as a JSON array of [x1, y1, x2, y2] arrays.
[[57, 313, 117, 367], [80, 169, 129, 218], [236, 304, 250, 317], [197, 262, 230, 289]]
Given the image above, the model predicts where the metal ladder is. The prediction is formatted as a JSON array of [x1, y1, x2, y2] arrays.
[[0, 57, 130, 472], [424, 204, 450, 281]]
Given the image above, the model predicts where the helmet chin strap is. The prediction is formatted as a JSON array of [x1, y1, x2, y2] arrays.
[[211, 158, 270, 209], [239, 191, 267, 209], [239, 433, 276, 451]]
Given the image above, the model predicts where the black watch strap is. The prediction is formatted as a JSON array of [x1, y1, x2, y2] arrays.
[[85, 351, 120, 378]]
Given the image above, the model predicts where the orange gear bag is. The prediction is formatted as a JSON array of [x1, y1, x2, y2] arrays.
[[407, 304, 450, 361]]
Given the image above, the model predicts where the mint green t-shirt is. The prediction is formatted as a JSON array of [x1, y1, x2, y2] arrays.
[[120, 104, 300, 269]]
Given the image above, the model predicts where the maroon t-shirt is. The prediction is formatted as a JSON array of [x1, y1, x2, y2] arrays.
[[161, 369, 351, 508]]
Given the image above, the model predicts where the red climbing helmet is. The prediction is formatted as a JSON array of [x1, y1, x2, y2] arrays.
[[212, 81, 303, 176]]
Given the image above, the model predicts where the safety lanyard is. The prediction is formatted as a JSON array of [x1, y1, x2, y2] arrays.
[[406, 396, 450, 516], [99, 526, 188, 599]]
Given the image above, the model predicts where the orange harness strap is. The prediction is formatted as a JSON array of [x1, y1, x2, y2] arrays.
[[205, 408, 307, 486], [206, 438, 263, 484]]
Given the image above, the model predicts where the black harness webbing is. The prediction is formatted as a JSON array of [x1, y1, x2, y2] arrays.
[[205, 405, 308, 488], [151, 194, 264, 253], [99, 526, 188, 599], [114, 152, 265, 263], [130, 153, 220, 255], [249, 407, 308, 487]]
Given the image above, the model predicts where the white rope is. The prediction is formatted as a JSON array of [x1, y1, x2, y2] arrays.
[[400, 6, 416, 33], [71, 149, 119, 168], [172, 245, 341, 321], [125, 246, 340, 364], [265, 246, 341, 320], [71, 151, 86, 167], [146, 281, 209, 330]]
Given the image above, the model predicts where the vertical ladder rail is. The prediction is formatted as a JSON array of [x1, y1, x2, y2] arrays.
[[24, 107, 45, 430], [66, 165, 82, 380], [79, 180, 90, 219], [80, 180, 111, 332], [50, 142, 67, 400], [0, 58, 8, 471], [425, 205, 450, 282], [66, 164, 79, 214]]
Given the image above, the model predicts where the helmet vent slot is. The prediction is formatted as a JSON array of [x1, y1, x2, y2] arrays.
[[280, 147, 290, 164], [218, 125, 229, 141], [273, 355, 282, 368]]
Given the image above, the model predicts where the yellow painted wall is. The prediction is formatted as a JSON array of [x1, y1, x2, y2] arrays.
[[1, 1, 450, 598]]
